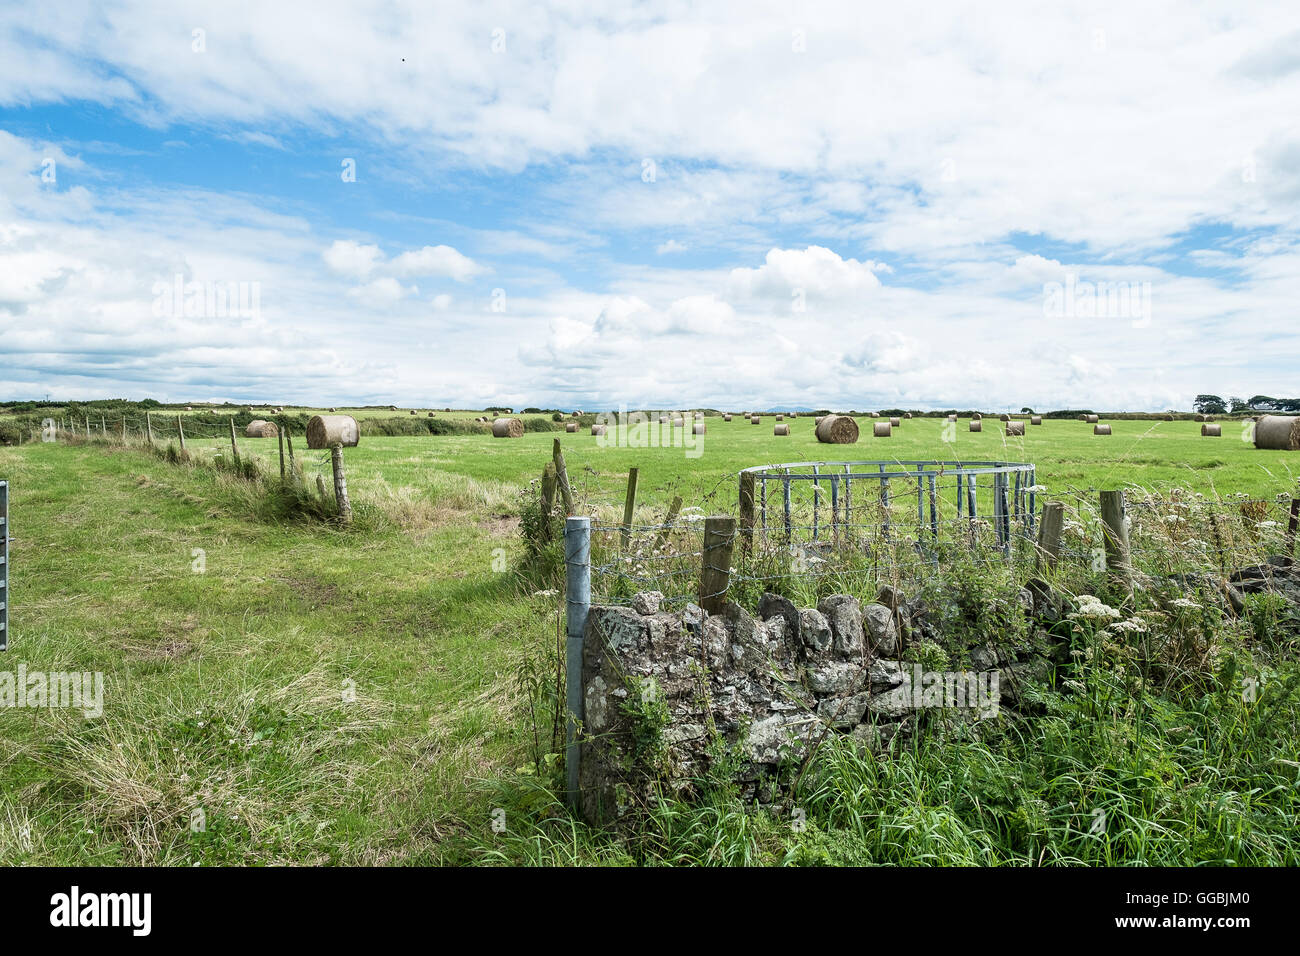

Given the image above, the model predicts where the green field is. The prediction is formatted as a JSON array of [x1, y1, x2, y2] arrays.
[[1, 413, 1298, 865], [177, 414, 1298, 507]]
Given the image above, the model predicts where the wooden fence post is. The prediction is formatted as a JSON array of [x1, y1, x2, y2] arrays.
[[739, 471, 756, 554], [699, 516, 736, 614], [1286, 498, 1300, 560], [331, 443, 352, 524], [1035, 501, 1065, 573], [277, 427, 286, 479], [176, 415, 185, 452], [146, 412, 154, 444], [120, 417, 126, 441], [1099, 490, 1132, 585], [540, 463, 557, 542], [553, 438, 574, 516], [229, 418, 239, 463], [651, 495, 683, 553], [285, 427, 296, 480], [619, 467, 639, 550]]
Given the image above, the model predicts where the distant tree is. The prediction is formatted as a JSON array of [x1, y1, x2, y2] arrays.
[[1020, 407, 1034, 414], [1227, 396, 1248, 413], [1194, 394, 1227, 414]]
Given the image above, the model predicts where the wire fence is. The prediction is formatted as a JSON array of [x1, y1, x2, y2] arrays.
[[46, 413, 346, 495], [586, 481, 1300, 609]]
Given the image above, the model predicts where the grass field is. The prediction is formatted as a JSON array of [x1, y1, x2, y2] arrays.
[[1, 413, 1298, 865], [180, 414, 1298, 506]]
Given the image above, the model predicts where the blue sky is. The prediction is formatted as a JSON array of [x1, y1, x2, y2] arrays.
[[2, 2, 1299, 411]]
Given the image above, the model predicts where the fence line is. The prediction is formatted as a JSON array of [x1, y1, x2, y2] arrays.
[[580, 488, 1300, 610]]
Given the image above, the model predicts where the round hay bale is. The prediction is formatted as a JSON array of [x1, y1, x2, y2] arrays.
[[1201, 423, 1222, 437], [328, 407, 336, 412], [874, 422, 892, 437], [1254, 415, 1300, 450], [815, 414, 859, 445], [590, 424, 606, 436], [1164, 414, 1174, 421], [1030, 415, 1042, 425], [969, 420, 982, 432], [565, 422, 578, 433], [750, 415, 760, 424], [672, 417, 684, 428], [492, 417, 524, 438], [1195, 413, 1206, 422], [693, 423, 706, 435], [999, 414, 1010, 422], [904, 412, 913, 419], [1006, 421, 1025, 436], [1086, 414, 1099, 424], [1094, 424, 1111, 435], [775, 414, 783, 422], [1078, 414, 1088, 422], [244, 419, 278, 438], [184, 405, 192, 411], [410, 409, 417, 415], [428, 411, 435, 417], [889, 417, 901, 427], [947, 414, 957, 422], [972, 413, 982, 421], [659, 415, 669, 424], [723, 414, 732, 422], [870, 412, 881, 418], [1203, 415, 1215, 423], [306, 415, 359, 449], [773, 424, 790, 436]]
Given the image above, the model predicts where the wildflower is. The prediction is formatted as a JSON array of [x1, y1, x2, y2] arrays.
[[1069, 594, 1122, 621]]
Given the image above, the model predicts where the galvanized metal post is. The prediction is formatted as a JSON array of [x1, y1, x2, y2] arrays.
[[564, 516, 591, 811], [1027, 466, 1037, 537], [843, 464, 852, 534], [811, 465, 820, 542], [966, 473, 977, 536], [782, 469, 792, 541], [928, 473, 938, 541], [829, 473, 839, 544]]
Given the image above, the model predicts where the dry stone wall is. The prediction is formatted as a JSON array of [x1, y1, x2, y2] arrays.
[[578, 585, 1063, 824]]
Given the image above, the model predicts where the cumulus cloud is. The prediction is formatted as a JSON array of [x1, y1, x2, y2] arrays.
[[323, 240, 383, 280], [324, 240, 481, 282], [390, 245, 484, 281], [729, 246, 884, 301]]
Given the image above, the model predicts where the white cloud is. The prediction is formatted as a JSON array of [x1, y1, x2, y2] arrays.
[[729, 246, 883, 301], [656, 239, 687, 254], [390, 244, 483, 281], [323, 240, 383, 280], [346, 277, 416, 306]]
